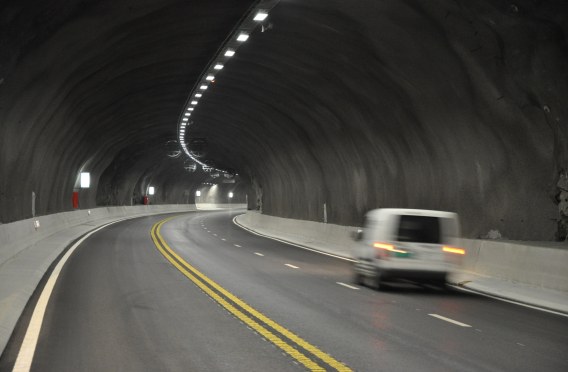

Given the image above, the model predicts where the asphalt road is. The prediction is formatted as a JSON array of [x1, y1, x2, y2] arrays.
[[2, 210, 567, 371]]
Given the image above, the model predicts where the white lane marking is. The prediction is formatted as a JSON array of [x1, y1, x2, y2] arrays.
[[254, 252, 264, 256], [450, 285, 568, 318], [285, 264, 299, 269], [13, 218, 133, 372], [428, 314, 472, 327], [213, 233, 217, 236], [233, 216, 355, 262], [337, 282, 360, 290], [234, 244, 242, 248], [221, 238, 226, 241]]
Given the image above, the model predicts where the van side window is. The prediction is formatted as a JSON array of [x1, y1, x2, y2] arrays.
[[397, 215, 440, 243]]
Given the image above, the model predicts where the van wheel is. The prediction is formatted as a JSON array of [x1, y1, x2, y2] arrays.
[[353, 272, 364, 286], [374, 274, 387, 291]]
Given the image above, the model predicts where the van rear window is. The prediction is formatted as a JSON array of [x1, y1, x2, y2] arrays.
[[396, 215, 440, 243]]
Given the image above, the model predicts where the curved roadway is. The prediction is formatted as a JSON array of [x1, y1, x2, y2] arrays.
[[2, 210, 567, 371]]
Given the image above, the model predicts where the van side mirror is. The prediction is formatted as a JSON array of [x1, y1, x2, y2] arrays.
[[351, 229, 363, 241]]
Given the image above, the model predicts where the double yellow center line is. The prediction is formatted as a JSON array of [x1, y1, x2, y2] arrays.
[[150, 216, 352, 372]]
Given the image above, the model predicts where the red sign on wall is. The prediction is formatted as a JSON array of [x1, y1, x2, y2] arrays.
[[72, 191, 79, 209]]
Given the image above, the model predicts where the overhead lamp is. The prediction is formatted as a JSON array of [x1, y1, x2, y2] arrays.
[[228, 192, 234, 198], [224, 49, 235, 57], [148, 186, 155, 195], [80, 172, 90, 188], [184, 113, 190, 116], [182, 118, 188, 121], [188, 108, 194, 111], [195, 190, 201, 197], [191, 101, 198, 105], [254, 11, 268, 21], [237, 33, 249, 42], [214, 64, 224, 70], [200, 85, 208, 90], [206, 75, 215, 81], [195, 93, 202, 97], [180, 129, 185, 133]]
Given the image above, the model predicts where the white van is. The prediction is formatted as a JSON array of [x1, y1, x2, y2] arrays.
[[353, 208, 464, 289]]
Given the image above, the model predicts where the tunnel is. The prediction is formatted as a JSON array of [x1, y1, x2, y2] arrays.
[[1, 0, 567, 241]]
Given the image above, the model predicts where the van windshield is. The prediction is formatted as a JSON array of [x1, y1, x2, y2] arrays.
[[396, 215, 440, 243]]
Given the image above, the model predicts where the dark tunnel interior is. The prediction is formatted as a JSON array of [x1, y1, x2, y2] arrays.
[[0, 0, 567, 240]]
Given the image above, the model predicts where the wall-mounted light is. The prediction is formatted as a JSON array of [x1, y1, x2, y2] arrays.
[[196, 190, 201, 197], [214, 64, 224, 70], [80, 172, 90, 188], [206, 75, 215, 81], [228, 192, 234, 199], [200, 85, 208, 90], [148, 186, 155, 195], [191, 101, 198, 105], [195, 93, 202, 98], [224, 49, 235, 57]]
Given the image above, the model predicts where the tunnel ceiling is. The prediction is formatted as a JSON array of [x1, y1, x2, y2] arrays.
[[1, 0, 568, 240]]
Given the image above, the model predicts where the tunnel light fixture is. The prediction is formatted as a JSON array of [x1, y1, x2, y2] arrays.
[[254, 11, 268, 21], [237, 33, 249, 42], [177, 2, 278, 172], [148, 186, 155, 195], [228, 192, 234, 198], [195, 190, 201, 197], [188, 108, 194, 111], [182, 118, 188, 122], [80, 172, 90, 188], [184, 113, 190, 116]]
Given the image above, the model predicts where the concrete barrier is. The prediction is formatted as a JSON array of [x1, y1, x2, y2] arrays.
[[459, 239, 568, 292], [196, 203, 247, 210], [236, 211, 568, 292], [236, 211, 357, 259], [0, 204, 237, 356]]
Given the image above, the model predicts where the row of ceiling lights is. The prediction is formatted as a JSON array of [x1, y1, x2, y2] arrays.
[[177, 6, 273, 174]]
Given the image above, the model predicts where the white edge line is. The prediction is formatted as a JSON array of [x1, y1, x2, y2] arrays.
[[234, 244, 242, 248], [232, 216, 355, 262], [254, 252, 264, 256], [12, 216, 139, 372], [428, 313, 471, 327], [337, 282, 360, 290], [285, 264, 299, 269], [449, 285, 568, 318]]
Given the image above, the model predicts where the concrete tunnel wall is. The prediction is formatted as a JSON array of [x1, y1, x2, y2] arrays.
[[0, 0, 567, 241]]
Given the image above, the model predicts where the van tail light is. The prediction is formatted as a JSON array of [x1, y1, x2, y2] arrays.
[[373, 242, 408, 259], [442, 246, 465, 255]]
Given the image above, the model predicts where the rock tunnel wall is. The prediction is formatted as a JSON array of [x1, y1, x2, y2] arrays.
[[0, 0, 567, 241], [193, 0, 568, 240], [0, 0, 255, 223]]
